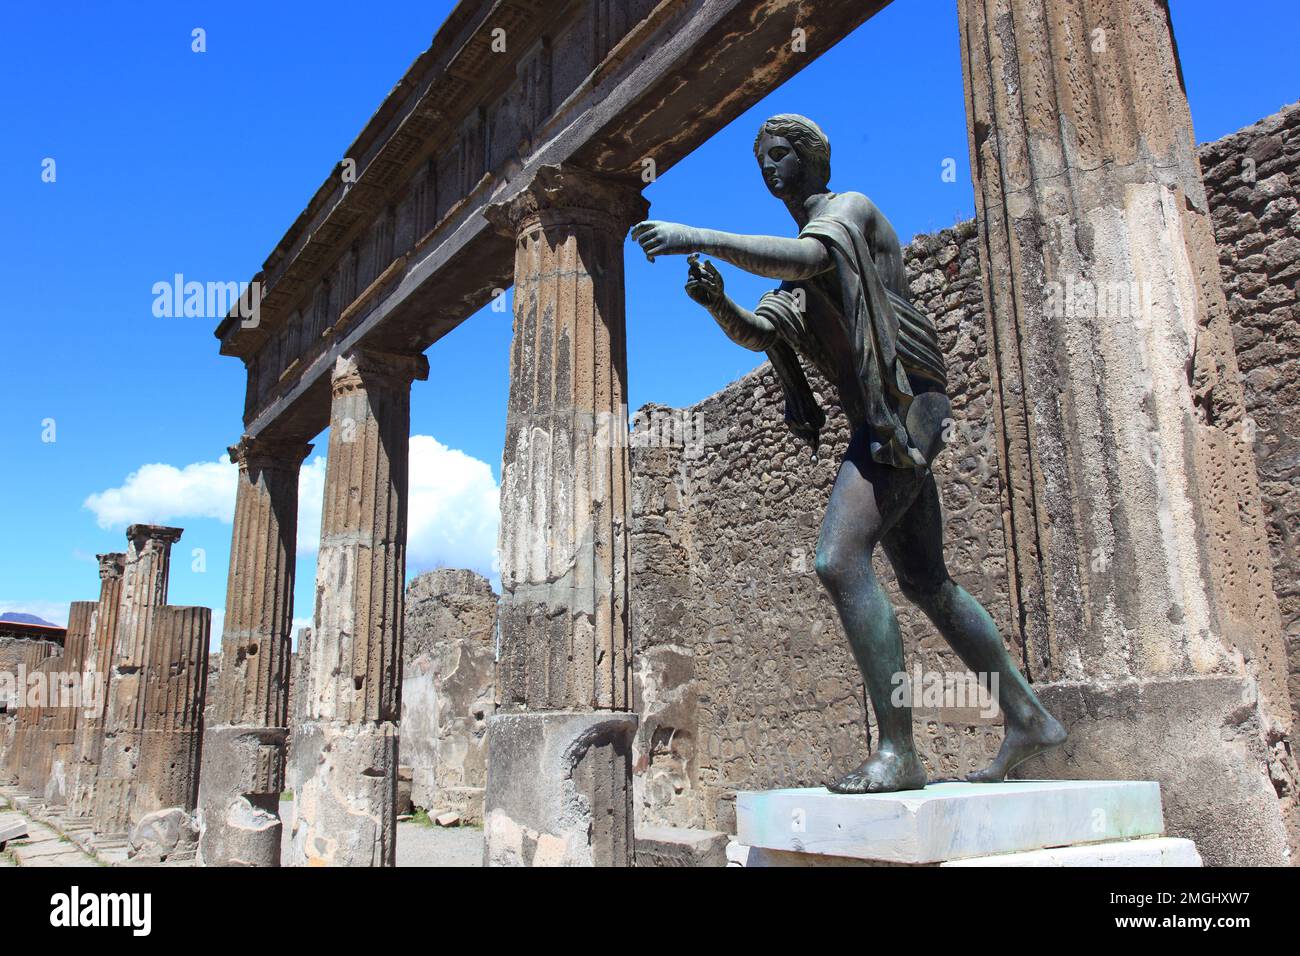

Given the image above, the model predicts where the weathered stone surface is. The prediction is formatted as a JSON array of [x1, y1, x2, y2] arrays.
[[67, 553, 125, 818], [35, 601, 95, 807], [483, 164, 646, 867], [1201, 102, 1300, 734], [199, 434, 310, 867], [289, 349, 427, 867], [483, 711, 636, 867], [128, 806, 198, 865], [1029, 677, 1292, 867], [215, 0, 884, 446], [0, 813, 28, 845], [197, 726, 288, 867], [287, 720, 399, 867], [634, 825, 728, 867], [0, 631, 62, 788], [490, 165, 647, 713], [134, 605, 209, 817], [401, 569, 496, 822], [958, 0, 1296, 863], [95, 525, 182, 836]]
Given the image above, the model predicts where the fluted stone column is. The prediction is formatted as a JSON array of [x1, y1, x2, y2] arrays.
[[68, 553, 125, 817], [42, 600, 96, 804], [198, 435, 310, 866], [287, 348, 427, 867], [94, 524, 182, 837], [18, 655, 65, 796], [482, 165, 647, 867], [135, 605, 210, 817], [958, 0, 1298, 863], [0, 639, 58, 786]]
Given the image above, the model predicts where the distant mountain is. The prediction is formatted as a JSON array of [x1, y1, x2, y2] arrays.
[[0, 612, 58, 627]]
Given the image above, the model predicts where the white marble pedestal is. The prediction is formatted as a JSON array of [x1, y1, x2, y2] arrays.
[[731, 780, 1200, 867]]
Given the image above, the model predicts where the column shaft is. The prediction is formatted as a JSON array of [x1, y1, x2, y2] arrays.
[[287, 348, 427, 867], [41, 601, 95, 804], [94, 525, 181, 836], [136, 605, 210, 816], [483, 164, 646, 867], [958, 0, 1298, 861], [198, 435, 310, 866], [68, 553, 124, 817]]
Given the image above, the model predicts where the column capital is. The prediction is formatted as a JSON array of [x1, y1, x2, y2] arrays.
[[485, 163, 649, 237], [125, 524, 183, 548], [331, 348, 430, 396], [228, 434, 314, 471], [96, 552, 126, 581]]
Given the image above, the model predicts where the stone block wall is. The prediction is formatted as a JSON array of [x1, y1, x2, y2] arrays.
[[1200, 102, 1300, 728], [401, 569, 497, 822]]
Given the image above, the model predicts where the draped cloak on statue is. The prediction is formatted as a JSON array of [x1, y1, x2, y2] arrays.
[[754, 205, 948, 469]]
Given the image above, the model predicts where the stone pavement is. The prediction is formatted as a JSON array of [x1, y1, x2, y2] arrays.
[[2, 791, 486, 868], [1, 795, 98, 868], [1, 789, 123, 867]]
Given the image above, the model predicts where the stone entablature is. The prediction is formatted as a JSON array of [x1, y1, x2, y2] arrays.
[[214, 0, 881, 444]]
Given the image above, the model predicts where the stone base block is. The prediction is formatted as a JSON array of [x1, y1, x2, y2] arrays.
[[438, 786, 485, 825], [484, 711, 637, 867], [134, 730, 203, 816], [286, 720, 398, 867], [197, 725, 288, 867], [0, 813, 28, 844], [1024, 676, 1296, 866], [737, 780, 1164, 864], [728, 836, 1201, 867], [943, 837, 1202, 866], [635, 825, 729, 867]]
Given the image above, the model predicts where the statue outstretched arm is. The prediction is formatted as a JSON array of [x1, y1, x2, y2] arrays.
[[685, 255, 776, 351], [632, 221, 831, 281]]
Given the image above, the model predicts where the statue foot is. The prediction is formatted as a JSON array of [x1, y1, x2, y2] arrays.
[[967, 713, 1067, 783], [828, 750, 927, 794]]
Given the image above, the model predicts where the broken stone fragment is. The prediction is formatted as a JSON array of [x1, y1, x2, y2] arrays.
[[128, 807, 198, 864]]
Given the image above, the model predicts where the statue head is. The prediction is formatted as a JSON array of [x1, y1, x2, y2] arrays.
[[753, 114, 831, 199]]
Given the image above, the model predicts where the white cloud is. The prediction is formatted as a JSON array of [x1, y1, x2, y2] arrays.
[[83, 459, 237, 529], [405, 435, 500, 579], [84, 434, 501, 582], [295, 456, 327, 552]]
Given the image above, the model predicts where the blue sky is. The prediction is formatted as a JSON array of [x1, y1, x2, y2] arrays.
[[1, 0, 1295, 639]]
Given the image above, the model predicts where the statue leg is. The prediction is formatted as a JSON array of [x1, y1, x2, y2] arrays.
[[816, 431, 928, 794], [881, 475, 1066, 782]]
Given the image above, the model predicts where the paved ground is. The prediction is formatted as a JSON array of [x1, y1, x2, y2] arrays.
[[395, 821, 483, 867], [0, 815, 98, 867], [0, 796, 483, 868], [278, 801, 484, 866]]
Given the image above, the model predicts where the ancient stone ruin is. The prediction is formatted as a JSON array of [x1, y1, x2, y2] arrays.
[[2, 0, 1297, 868], [2, 527, 210, 863]]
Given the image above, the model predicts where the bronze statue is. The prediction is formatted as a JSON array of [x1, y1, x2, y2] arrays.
[[631, 114, 1065, 793]]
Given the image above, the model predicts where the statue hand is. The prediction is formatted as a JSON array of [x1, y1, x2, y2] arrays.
[[630, 220, 699, 261], [685, 254, 724, 308]]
